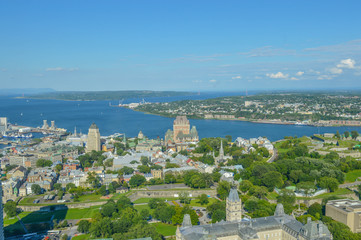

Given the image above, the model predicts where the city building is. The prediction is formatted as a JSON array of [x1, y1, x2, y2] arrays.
[[177, 190, 332, 240], [165, 116, 199, 151], [326, 199, 361, 233], [226, 188, 243, 221], [0, 117, 7, 135], [86, 123, 101, 153], [0, 179, 4, 240]]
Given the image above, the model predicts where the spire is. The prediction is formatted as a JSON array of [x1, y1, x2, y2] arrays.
[[219, 140, 224, 159], [228, 187, 240, 202], [182, 214, 192, 228], [274, 203, 285, 216], [74, 126, 77, 136]]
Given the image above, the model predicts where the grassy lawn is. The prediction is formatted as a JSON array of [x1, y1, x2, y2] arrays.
[[188, 198, 219, 207], [77, 194, 103, 202], [346, 169, 361, 183], [72, 234, 90, 240], [18, 206, 101, 224], [62, 206, 101, 220], [134, 204, 152, 212], [337, 140, 359, 148], [133, 197, 179, 204], [4, 222, 26, 237], [297, 188, 353, 200], [21, 211, 53, 224], [18, 196, 40, 205], [267, 192, 279, 200], [151, 222, 177, 236], [3, 217, 19, 225]]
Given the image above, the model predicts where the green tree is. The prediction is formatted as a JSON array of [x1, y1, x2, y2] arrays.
[[53, 183, 62, 191], [101, 201, 116, 217], [87, 171, 101, 188], [164, 173, 176, 184], [120, 166, 134, 175], [212, 209, 226, 223], [66, 183, 76, 191], [319, 177, 339, 192], [344, 131, 350, 138], [148, 198, 166, 209], [217, 181, 231, 200], [239, 180, 253, 194], [351, 131, 359, 139], [197, 194, 209, 205], [98, 185, 107, 196], [31, 184, 42, 195], [129, 174, 146, 187], [262, 171, 283, 191], [179, 192, 191, 204], [77, 220, 91, 233], [335, 131, 341, 139], [140, 209, 150, 220], [308, 203, 322, 219], [4, 201, 18, 217], [61, 234, 68, 240], [277, 189, 296, 205], [36, 159, 53, 167], [55, 164, 63, 172]]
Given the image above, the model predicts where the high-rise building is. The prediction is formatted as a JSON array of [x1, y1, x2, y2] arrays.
[[0, 180, 4, 240], [86, 123, 101, 153], [42, 120, 49, 129], [0, 117, 7, 135]]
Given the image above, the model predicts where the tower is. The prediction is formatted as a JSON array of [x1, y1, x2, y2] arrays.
[[42, 120, 49, 129], [219, 140, 224, 159], [86, 123, 101, 153], [173, 116, 190, 142], [50, 120, 56, 130], [226, 187, 242, 222]]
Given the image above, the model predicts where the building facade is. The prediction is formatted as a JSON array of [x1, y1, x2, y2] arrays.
[[86, 123, 101, 153], [326, 199, 361, 233], [165, 116, 199, 148], [177, 190, 332, 240]]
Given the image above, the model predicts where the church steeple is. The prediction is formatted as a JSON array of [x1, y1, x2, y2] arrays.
[[219, 140, 224, 159]]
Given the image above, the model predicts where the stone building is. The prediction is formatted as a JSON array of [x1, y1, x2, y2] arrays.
[[226, 188, 242, 221], [86, 123, 101, 153], [326, 199, 361, 233], [165, 116, 199, 150], [177, 190, 332, 240]]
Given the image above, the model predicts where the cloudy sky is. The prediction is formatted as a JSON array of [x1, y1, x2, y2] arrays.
[[1, 0, 361, 91]]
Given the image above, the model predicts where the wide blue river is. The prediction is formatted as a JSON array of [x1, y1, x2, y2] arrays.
[[1, 92, 361, 142]]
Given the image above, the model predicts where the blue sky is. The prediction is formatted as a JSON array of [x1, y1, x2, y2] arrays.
[[1, 0, 361, 91]]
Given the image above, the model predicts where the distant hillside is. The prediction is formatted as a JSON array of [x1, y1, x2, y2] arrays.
[[0, 88, 55, 96], [28, 90, 197, 101]]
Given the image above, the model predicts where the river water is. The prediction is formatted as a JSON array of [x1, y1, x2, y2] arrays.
[[1, 92, 361, 142]]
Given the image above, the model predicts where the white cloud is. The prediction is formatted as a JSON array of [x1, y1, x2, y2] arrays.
[[290, 77, 299, 81], [209, 79, 217, 83], [46, 67, 79, 72], [266, 72, 289, 79], [337, 58, 356, 69], [329, 68, 343, 74], [317, 75, 334, 80], [296, 71, 304, 76], [0, 68, 7, 72], [232, 76, 242, 79]]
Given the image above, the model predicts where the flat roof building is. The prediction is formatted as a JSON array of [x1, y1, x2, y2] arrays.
[[326, 199, 361, 233]]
